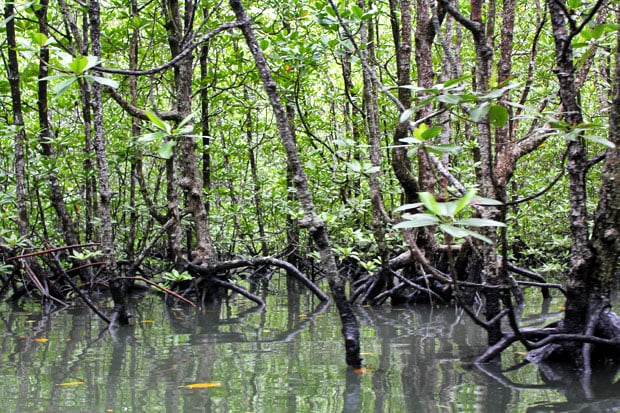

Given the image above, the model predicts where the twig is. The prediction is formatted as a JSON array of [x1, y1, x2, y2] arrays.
[[6, 243, 101, 262], [119, 276, 196, 307]]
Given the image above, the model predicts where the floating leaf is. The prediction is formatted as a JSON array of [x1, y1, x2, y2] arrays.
[[57, 381, 85, 386], [180, 382, 222, 389]]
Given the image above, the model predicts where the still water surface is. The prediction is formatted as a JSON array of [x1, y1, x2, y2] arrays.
[[1, 280, 619, 412]]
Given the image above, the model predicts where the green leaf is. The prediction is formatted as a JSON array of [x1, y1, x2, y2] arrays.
[[84, 75, 119, 89], [145, 110, 171, 134], [158, 140, 177, 159], [393, 202, 424, 212], [394, 213, 440, 229], [32, 32, 47, 47], [437, 94, 462, 104], [259, 39, 270, 51], [454, 190, 477, 216], [418, 192, 442, 216], [469, 102, 490, 122], [138, 131, 167, 143], [421, 126, 442, 140], [425, 144, 462, 155], [68, 55, 100, 74], [457, 218, 506, 227], [489, 104, 509, 127], [53, 77, 78, 96], [439, 224, 493, 244], [583, 135, 616, 148], [350, 5, 364, 19], [399, 108, 413, 124]]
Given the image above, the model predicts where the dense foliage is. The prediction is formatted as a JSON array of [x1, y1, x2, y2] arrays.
[[1, 0, 619, 370]]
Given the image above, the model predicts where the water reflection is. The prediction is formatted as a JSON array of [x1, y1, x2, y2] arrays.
[[0, 287, 619, 412]]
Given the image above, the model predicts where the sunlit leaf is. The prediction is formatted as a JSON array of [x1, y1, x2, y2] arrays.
[[454, 190, 477, 216], [180, 382, 222, 389], [439, 224, 493, 244], [145, 110, 171, 134], [53, 77, 78, 96], [399, 108, 414, 124], [158, 140, 177, 159], [469, 102, 490, 122], [85, 75, 119, 89], [393, 202, 424, 212], [418, 192, 441, 216], [32, 32, 47, 47], [584, 135, 616, 148], [457, 218, 506, 227], [394, 213, 440, 229]]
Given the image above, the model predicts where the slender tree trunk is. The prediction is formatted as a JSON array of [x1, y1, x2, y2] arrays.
[[163, 0, 215, 265], [5, 2, 29, 238], [229, 0, 362, 367], [88, 0, 129, 325]]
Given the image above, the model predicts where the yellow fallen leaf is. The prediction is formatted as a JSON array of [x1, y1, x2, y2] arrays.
[[57, 381, 85, 386], [34, 338, 49, 343], [179, 382, 222, 389]]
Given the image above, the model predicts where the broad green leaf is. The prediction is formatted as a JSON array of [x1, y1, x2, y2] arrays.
[[138, 131, 166, 143], [346, 160, 361, 173], [177, 112, 196, 129], [393, 202, 424, 212], [469, 102, 490, 122], [418, 192, 442, 216], [439, 224, 493, 244], [489, 104, 509, 127], [68, 56, 88, 74], [426, 144, 462, 155], [145, 110, 171, 134], [84, 75, 119, 89], [394, 213, 440, 229], [437, 94, 462, 104], [584, 135, 616, 148], [32, 32, 47, 47], [454, 190, 477, 216], [158, 140, 177, 159], [53, 77, 77, 96], [350, 5, 363, 19], [421, 126, 442, 140], [457, 218, 506, 227], [413, 123, 429, 140]]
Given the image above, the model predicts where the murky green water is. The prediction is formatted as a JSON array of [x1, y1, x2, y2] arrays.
[[1, 279, 619, 412]]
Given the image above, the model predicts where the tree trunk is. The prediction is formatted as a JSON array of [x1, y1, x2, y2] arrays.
[[229, 0, 362, 367], [88, 0, 130, 325]]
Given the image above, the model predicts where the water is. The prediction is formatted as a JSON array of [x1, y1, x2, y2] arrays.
[[1, 280, 619, 412]]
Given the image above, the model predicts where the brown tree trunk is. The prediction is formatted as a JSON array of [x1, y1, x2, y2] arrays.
[[88, 0, 130, 325], [229, 0, 362, 367]]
